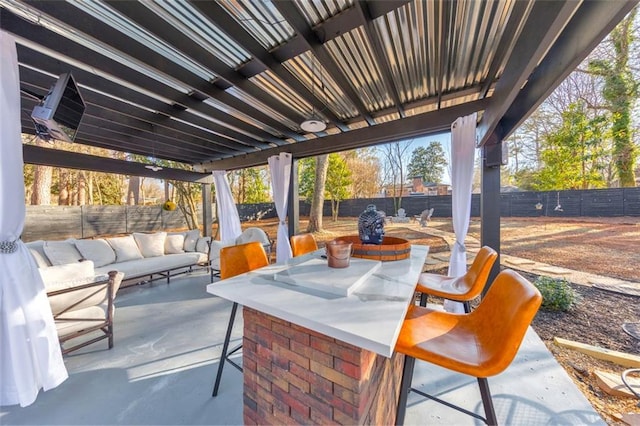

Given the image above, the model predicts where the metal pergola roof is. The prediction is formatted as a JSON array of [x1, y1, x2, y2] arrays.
[[1, 0, 637, 183]]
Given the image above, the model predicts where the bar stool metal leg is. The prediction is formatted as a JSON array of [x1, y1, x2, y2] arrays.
[[395, 355, 416, 426], [212, 302, 239, 397], [478, 378, 498, 425]]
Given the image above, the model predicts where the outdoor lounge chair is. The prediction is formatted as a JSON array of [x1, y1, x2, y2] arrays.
[[47, 270, 124, 355]]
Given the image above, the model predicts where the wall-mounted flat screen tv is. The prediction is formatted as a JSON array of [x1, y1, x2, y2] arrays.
[[31, 72, 85, 143]]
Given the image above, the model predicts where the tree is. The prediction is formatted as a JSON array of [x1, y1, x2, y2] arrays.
[[588, 7, 638, 187], [343, 148, 381, 198], [298, 157, 316, 201], [406, 143, 448, 184], [534, 102, 607, 190], [307, 154, 328, 233], [230, 167, 269, 204], [379, 140, 413, 212], [325, 153, 352, 221]]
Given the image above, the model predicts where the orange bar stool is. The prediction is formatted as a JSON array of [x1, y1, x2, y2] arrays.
[[395, 269, 542, 425], [290, 233, 318, 257], [212, 241, 269, 397], [417, 246, 497, 311]]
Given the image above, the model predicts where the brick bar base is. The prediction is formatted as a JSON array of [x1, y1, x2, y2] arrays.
[[243, 307, 405, 425]]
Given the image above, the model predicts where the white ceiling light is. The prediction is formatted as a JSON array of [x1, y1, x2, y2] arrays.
[[300, 117, 326, 133], [145, 163, 163, 172]]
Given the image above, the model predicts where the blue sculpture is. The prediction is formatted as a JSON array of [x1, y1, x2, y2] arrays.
[[358, 204, 385, 245]]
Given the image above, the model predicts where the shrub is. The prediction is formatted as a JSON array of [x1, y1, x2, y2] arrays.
[[534, 276, 580, 312]]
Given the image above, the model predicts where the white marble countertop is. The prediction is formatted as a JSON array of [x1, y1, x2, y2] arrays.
[[206, 245, 429, 357]]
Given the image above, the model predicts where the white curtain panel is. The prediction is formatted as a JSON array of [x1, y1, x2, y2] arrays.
[[0, 31, 68, 407], [268, 153, 293, 263], [212, 171, 242, 242], [445, 112, 478, 313]]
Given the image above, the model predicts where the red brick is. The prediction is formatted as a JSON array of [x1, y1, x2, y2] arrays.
[[310, 359, 360, 392], [272, 321, 310, 345], [272, 361, 310, 393], [273, 341, 310, 369], [243, 337, 257, 355], [312, 380, 360, 420], [248, 367, 271, 392], [291, 339, 333, 367], [289, 384, 333, 419], [257, 363, 288, 393], [244, 355, 257, 373], [333, 382, 358, 405], [255, 324, 275, 348], [310, 406, 340, 425], [310, 335, 361, 365], [334, 357, 363, 380], [271, 384, 310, 420]]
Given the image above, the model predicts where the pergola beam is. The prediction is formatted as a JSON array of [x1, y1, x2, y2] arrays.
[[23, 145, 213, 183], [203, 98, 488, 171], [476, 0, 580, 146]]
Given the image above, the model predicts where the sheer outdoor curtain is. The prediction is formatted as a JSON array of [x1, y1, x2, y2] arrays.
[[212, 171, 242, 242], [446, 113, 478, 313], [0, 31, 68, 407], [268, 153, 292, 263]]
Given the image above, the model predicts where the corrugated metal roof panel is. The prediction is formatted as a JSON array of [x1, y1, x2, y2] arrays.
[[282, 52, 358, 121], [373, 0, 516, 104], [145, 0, 251, 68], [325, 27, 394, 113], [249, 70, 310, 118], [217, 0, 295, 50], [294, 0, 354, 25]]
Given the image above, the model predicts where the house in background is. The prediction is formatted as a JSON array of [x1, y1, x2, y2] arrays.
[[409, 176, 450, 196], [378, 177, 450, 197]]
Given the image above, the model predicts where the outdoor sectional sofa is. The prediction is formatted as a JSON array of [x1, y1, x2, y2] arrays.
[[26, 229, 213, 289]]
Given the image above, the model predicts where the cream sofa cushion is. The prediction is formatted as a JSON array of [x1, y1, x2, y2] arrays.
[[43, 240, 83, 265], [184, 229, 200, 252], [25, 240, 52, 268], [165, 234, 185, 254], [75, 239, 116, 267], [133, 232, 167, 258], [40, 260, 96, 290], [107, 235, 143, 262]]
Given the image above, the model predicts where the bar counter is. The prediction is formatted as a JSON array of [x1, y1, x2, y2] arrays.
[[207, 245, 428, 424]]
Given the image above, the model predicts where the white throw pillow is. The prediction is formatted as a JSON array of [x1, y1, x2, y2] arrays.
[[106, 235, 143, 262], [195, 237, 210, 254], [43, 240, 83, 265], [75, 239, 116, 267], [183, 229, 200, 252], [40, 260, 96, 289], [133, 232, 167, 258], [165, 234, 185, 254], [26, 240, 51, 268]]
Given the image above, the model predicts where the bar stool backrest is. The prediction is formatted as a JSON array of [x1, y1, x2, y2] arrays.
[[220, 241, 269, 280], [468, 269, 542, 377], [290, 233, 318, 257], [458, 246, 498, 299]]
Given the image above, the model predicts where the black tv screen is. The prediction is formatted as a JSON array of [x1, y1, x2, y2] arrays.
[[31, 72, 85, 142]]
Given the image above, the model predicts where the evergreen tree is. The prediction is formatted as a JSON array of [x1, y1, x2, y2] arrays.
[[406, 142, 448, 184]]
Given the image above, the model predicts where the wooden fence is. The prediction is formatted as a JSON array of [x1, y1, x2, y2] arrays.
[[23, 188, 639, 242]]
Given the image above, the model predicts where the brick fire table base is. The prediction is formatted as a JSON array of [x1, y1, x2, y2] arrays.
[[243, 307, 405, 425]]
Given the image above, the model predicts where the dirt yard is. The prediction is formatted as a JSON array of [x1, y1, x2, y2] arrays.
[[235, 216, 640, 424]]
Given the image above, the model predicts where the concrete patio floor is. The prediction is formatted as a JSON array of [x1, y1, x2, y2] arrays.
[[1, 270, 603, 425]]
